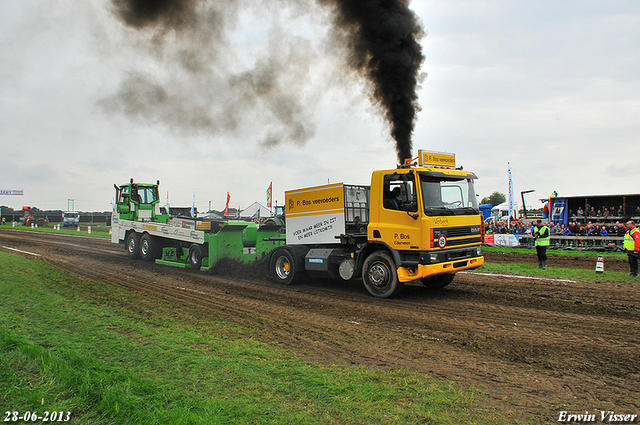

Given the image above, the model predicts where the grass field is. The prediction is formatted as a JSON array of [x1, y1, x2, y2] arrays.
[[474, 262, 636, 284], [0, 251, 516, 425], [482, 245, 628, 259], [480, 246, 637, 284], [0, 223, 112, 238]]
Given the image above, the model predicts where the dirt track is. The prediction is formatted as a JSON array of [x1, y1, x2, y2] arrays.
[[1, 229, 638, 424]]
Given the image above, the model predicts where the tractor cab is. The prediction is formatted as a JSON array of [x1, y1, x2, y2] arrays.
[[114, 179, 168, 223]]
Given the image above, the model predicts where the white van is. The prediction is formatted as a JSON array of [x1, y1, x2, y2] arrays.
[[62, 211, 80, 227], [489, 201, 518, 223]]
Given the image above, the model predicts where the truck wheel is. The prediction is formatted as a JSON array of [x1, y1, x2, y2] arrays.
[[140, 234, 159, 262], [362, 252, 403, 298], [421, 273, 455, 290], [126, 232, 141, 259], [269, 248, 301, 285], [189, 244, 203, 269]]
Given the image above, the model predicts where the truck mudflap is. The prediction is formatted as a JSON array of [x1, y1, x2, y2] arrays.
[[396, 255, 484, 283]]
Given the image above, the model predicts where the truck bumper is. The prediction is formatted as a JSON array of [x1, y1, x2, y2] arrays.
[[396, 255, 484, 283]]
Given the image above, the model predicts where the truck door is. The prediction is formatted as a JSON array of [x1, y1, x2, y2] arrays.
[[379, 172, 422, 250]]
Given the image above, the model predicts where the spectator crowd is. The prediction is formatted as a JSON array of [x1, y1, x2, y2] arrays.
[[485, 219, 629, 247], [572, 204, 640, 219]]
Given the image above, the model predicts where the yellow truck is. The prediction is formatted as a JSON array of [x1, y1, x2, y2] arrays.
[[270, 150, 484, 297]]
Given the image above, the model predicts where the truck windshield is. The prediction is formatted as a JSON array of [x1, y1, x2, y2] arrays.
[[419, 173, 479, 216]]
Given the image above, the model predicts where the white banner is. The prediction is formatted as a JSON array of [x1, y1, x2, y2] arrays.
[[485, 233, 520, 247], [286, 212, 345, 245], [0, 190, 23, 195]]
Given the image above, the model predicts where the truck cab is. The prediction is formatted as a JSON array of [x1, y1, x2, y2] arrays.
[[62, 211, 80, 227], [366, 154, 483, 292]]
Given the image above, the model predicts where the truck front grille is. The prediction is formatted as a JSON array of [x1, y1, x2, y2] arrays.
[[446, 236, 482, 247], [442, 226, 481, 237], [432, 225, 482, 248]]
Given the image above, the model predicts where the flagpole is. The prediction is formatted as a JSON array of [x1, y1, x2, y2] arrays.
[[507, 162, 514, 229]]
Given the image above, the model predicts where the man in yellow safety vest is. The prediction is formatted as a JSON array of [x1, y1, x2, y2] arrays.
[[623, 221, 640, 277], [534, 219, 550, 269]]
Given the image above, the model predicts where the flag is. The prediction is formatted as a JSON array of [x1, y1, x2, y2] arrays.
[[266, 182, 272, 208], [224, 192, 230, 216], [191, 189, 196, 218], [507, 163, 514, 226]]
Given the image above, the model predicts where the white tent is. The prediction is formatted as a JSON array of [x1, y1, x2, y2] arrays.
[[240, 202, 272, 219]]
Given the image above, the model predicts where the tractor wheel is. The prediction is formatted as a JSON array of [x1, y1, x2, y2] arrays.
[[362, 251, 403, 298], [125, 232, 141, 259], [269, 248, 302, 285], [421, 273, 455, 290], [189, 244, 203, 269], [140, 233, 160, 262]]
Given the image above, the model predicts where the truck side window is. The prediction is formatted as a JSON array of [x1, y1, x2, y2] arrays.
[[383, 174, 417, 212], [119, 186, 130, 204]]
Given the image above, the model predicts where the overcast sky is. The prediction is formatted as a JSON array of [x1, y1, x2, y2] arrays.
[[1, 0, 639, 213]]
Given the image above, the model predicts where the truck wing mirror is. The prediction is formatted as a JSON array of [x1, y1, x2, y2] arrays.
[[406, 210, 419, 220]]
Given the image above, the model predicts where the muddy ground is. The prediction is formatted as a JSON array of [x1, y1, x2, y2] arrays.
[[1, 229, 638, 424]]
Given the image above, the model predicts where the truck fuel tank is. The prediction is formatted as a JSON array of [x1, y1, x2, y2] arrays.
[[304, 248, 356, 281]]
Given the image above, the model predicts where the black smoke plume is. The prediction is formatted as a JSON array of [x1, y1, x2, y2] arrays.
[[107, 0, 425, 162], [104, 1, 318, 147], [112, 0, 196, 30], [318, 0, 425, 163]]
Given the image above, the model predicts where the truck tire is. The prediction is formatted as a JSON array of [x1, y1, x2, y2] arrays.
[[126, 232, 141, 259], [362, 251, 403, 298], [140, 233, 160, 262], [421, 273, 455, 290], [269, 248, 301, 285], [189, 244, 203, 269]]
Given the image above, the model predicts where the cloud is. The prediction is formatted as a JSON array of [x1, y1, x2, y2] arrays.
[[2, 0, 640, 211]]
